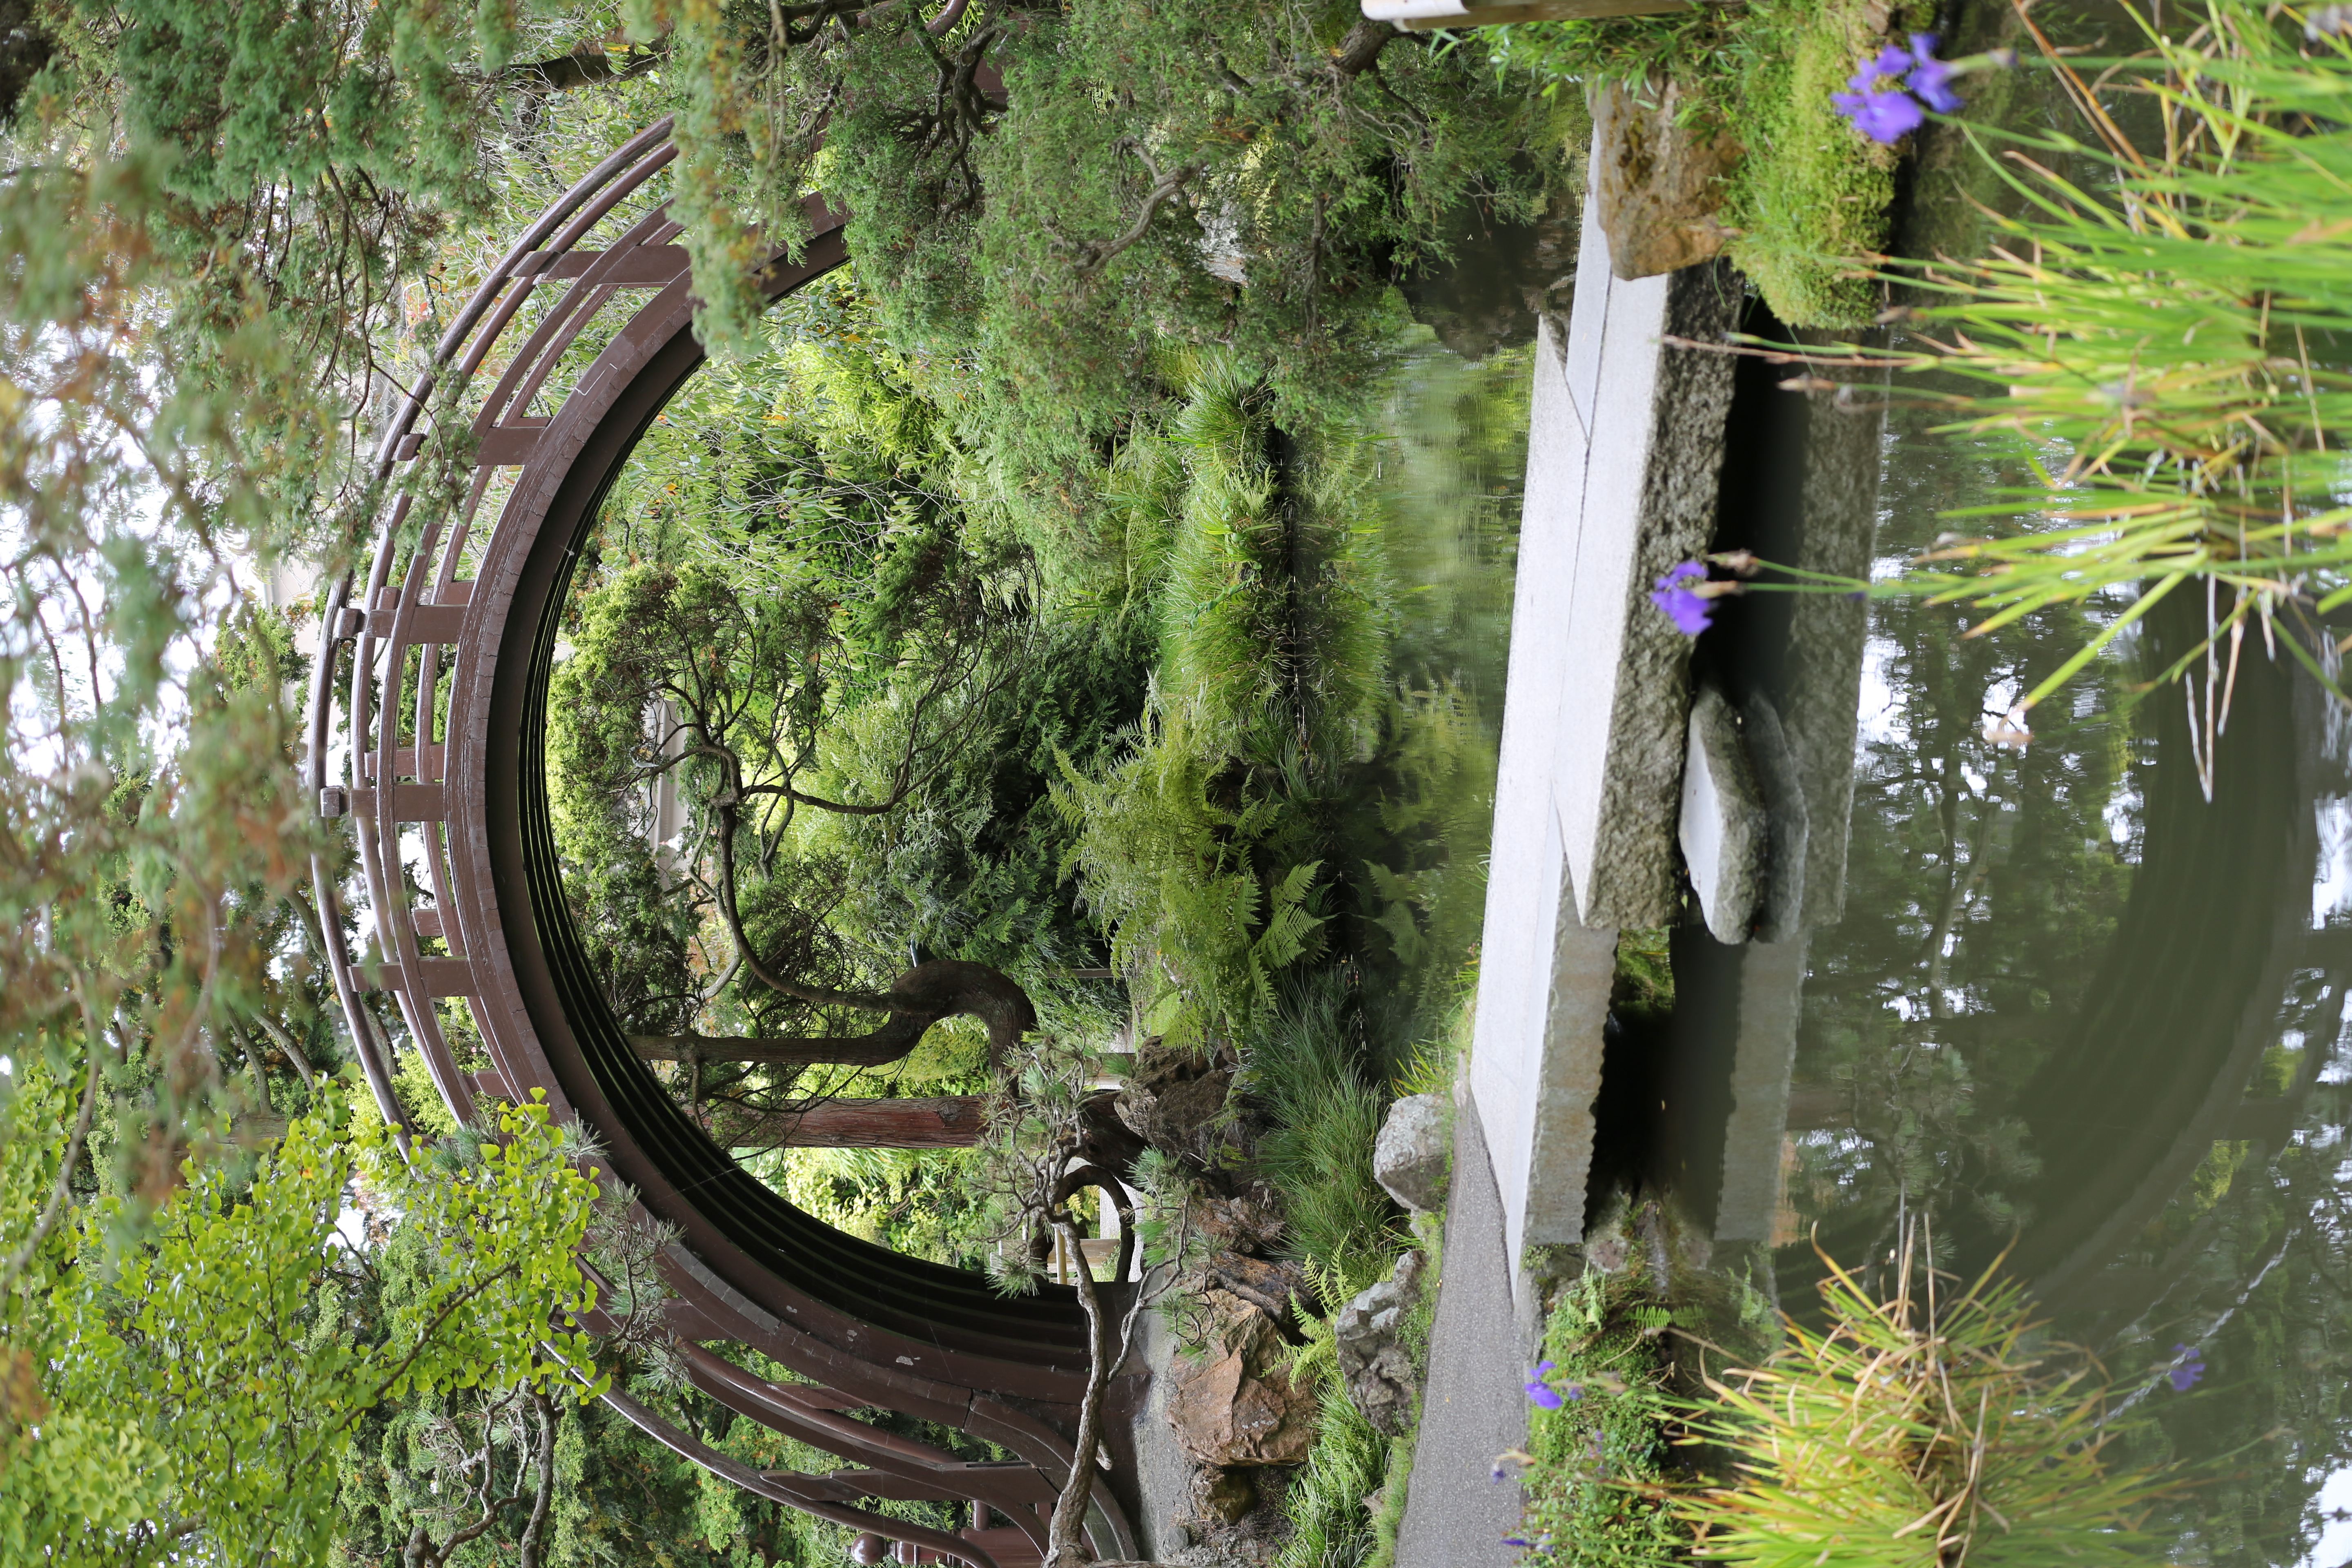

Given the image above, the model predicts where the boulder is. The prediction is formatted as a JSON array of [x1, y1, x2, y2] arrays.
[[1116, 1038, 1234, 1163], [1591, 76, 1742, 281], [1334, 1249, 1429, 1436], [1165, 1290, 1318, 1468], [1192, 1189, 1289, 1258], [1204, 1252, 1309, 1331], [1372, 1095, 1450, 1213], [1196, 1466, 1257, 1525]]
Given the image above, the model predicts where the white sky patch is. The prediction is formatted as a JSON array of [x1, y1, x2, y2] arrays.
[[330, 1179, 380, 1253], [2299, 1464, 2352, 1568], [2107, 780, 2143, 848], [2313, 797, 2352, 927], [1854, 633, 1907, 750]]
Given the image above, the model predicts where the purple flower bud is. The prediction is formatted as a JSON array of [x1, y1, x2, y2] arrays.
[[1503, 1538, 1532, 1549], [2169, 1344, 2206, 1392]]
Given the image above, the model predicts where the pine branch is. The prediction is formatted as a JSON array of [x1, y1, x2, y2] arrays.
[[1071, 142, 1203, 276], [504, 43, 668, 93]]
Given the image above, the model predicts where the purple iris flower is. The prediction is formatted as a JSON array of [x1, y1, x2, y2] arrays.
[[1650, 561, 1715, 635], [1844, 90, 1925, 143], [1906, 34, 1965, 113], [1523, 1360, 1563, 1409], [2170, 1344, 2205, 1392], [1833, 35, 1964, 144]]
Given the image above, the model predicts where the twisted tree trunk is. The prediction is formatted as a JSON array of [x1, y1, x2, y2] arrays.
[[701, 1095, 990, 1149], [650, 959, 1036, 1075]]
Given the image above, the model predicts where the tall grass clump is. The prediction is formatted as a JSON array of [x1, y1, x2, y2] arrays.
[[1682, 1241, 2185, 1568], [1764, 0, 2352, 726], [1245, 975, 1408, 1285], [1270, 1366, 1393, 1568]]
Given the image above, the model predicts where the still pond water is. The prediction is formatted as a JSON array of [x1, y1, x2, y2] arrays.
[[1412, 7, 2352, 1560]]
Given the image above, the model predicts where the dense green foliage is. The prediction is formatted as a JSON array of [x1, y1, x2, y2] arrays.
[[1054, 343, 1521, 1053], [631, 0, 1568, 441], [3, 0, 1538, 1557], [2, 1085, 602, 1563], [1513, 1272, 1682, 1568]]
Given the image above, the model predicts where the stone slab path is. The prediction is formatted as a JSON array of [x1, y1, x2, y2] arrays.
[[1393, 1099, 1547, 1568]]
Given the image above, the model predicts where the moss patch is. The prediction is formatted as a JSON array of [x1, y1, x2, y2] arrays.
[[1720, 0, 1903, 327], [1515, 1271, 1682, 1568], [1486, 0, 1918, 327]]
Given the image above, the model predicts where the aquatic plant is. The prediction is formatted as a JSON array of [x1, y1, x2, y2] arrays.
[[1681, 1241, 2186, 1568], [1506, 1238, 2185, 1568], [1755, 0, 2352, 728]]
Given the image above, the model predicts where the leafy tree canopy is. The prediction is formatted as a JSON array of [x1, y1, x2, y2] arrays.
[[2, 1081, 603, 1564]]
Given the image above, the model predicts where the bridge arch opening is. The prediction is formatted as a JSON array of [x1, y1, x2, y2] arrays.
[[307, 120, 1138, 1568]]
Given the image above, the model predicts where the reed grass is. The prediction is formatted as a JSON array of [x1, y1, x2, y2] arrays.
[[1679, 1238, 2186, 1568], [1766, 0, 2352, 727]]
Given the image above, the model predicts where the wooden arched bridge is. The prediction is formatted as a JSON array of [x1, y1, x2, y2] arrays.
[[303, 119, 1137, 1568]]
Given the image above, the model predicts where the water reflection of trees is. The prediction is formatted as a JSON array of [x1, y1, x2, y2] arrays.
[[2094, 1064, 2352, 1568], [1769, 401, 2352, 1566], [1786, 408, 2138, 1253]]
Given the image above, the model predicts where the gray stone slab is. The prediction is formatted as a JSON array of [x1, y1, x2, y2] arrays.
[[1541, 191, 1738, 933], [1470, 284, 1619, 1268], [1711, 937, 1809, 1243], [1393, 1097, 1546, 1568], [1679, 686, 1766, 945], [1467, 138, 1744, 1273]]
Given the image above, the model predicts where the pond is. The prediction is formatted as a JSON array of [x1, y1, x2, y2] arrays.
[[1631, 380, 2352, 1567], [1563, 0, 2352, 1554]]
